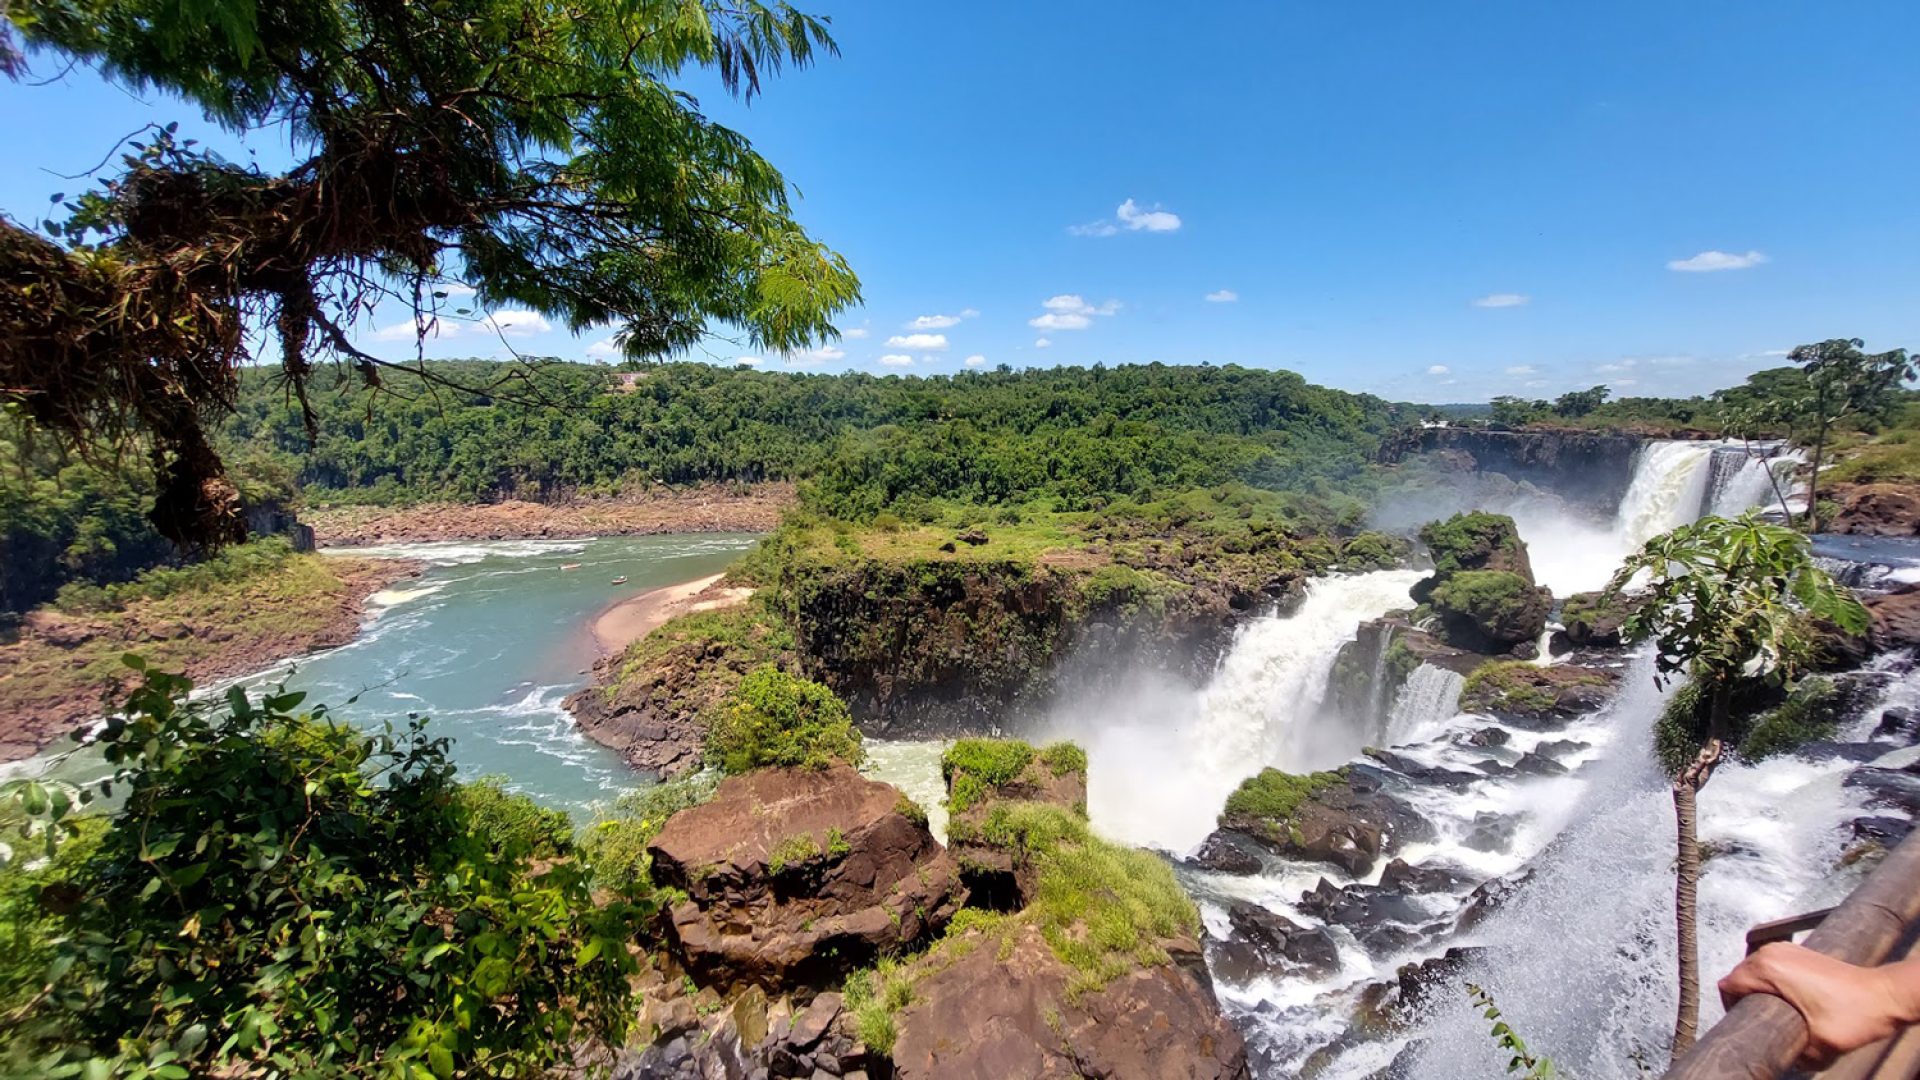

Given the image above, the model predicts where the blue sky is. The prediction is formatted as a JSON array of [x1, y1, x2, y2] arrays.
[[4, 1, 1919, 402]]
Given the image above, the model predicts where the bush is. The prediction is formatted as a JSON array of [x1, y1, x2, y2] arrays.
[[1340, 531, 1403, 571], [581, 772, 721, 896], [456, 775, 575, 860], [705, 666, 863, 775], [0, 662, 641, 1077]]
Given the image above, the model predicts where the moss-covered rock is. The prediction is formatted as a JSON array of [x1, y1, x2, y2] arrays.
[[942, 737, 1089, 908], [1413, 512, 1534, 594], [1458, 661, 1618, 723], [1427, 570, 1551, 653], [1338, 531, 1408, 571], [1213, 767, 1429, 876], [1557, 590, 1643, 648]]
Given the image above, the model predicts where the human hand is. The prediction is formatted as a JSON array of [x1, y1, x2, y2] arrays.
[[1718, 942, 1919, 1068]]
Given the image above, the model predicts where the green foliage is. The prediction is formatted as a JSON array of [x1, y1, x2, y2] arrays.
[[454, 775, 574, 861], [581, 771, 721, 896], [767, 833, 822, 876], [1552, 385, 1611, 418], [942, 738, 1035, 815], [705, 665, 862, 775], [1462, 661, 1560, 715], [1221, 767, 1345, 825], [1340, 531, 1404, 571], [1656, 676, 1856, 771], [1429, 571, 1540, 626], [0, 663, 641, 1077], [1418, 512, 1523, 577], [1465, 983, 1559, 1078], [1038, 742, 1088, 779], [53, 537, 297, 613]]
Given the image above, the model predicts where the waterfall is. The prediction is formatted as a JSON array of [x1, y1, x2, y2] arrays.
[[1048, 569, 1423, 854], [1383, 663, 1465, 744], [1613, 441, 1720, 550]]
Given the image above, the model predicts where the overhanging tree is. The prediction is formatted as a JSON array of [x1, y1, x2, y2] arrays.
[[1607, 512, 1866, 1061], [1786, 339, 1915, 529], [0, 0, 860, 547]]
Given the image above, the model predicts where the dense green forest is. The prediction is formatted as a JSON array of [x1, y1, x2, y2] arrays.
[[2, 360, 1406, 611]]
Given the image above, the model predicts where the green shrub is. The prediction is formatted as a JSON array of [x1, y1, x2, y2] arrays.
[[942, 738, 1036, 814], [0, 662, 640, 1078], [1038, 741, 1088, 778], [705, 666, 863, 775], [456, 775, 574, 860], [581, 771, 722, 895], [1340, 531, 1403, 570]]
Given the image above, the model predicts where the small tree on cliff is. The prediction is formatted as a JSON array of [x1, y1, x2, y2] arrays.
[[0, 0, 859, 547], [1607, 513, 1866, 1061], [1786, 339, 1914, 529]]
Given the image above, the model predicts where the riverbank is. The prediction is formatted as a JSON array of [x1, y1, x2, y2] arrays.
[[0, 555, 418, 762], [305, 483, 795, 547], [590, 573, 753, 654]]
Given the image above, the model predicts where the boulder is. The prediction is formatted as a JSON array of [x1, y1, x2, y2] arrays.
[[647, 764, 966, 992], [1878, 706, 1918, 742], [1379, 858, 1477, 895], [1412, 512, 1537, 603], [1829, 484, 1920, 537], [1458, 662, 1618, 725], [1867, 586, 1920, 654], [1555, 590, 1642, 648], [1428, 571, 1552, 653], [1187, 830, 1266, 875], [1216, 767, 1431, 877], [888, 922, 1250, 1080], [1207, 900, 1340, 984]]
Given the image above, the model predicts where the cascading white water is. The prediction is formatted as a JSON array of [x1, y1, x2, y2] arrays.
[[1613, 441, 1720, 552], [1047, 569, 1424, 853], [1383, 663, 1466, 744]]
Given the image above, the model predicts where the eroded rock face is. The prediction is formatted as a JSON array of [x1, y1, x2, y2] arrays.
[[647, 764, 965, 992], [1830, 484, 1920, 537], [888, 922, 1250, 1080], [1868, 586, 1920, 653], [943, 742, 1089, 909]]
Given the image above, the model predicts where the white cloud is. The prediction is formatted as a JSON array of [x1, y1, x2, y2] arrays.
[[908, 309, 979, 330], [1427, 365, 1451, 376], [1205, 289, 1239, 303], [1504, 364, 1536, 375], [1596, 359, 1639, 374], [1614, 378, 1639, 386], [732, 356, 762, 367], [878, 354, 914, 367], [843, 327, 870, 339], [1031, 294, 1121, 331], [778, 343, 845, 367], [1029, 312, 1091, 331], [1069, 198, 1182, 236], [1034, 337, 1052, 349], [586, 336, 621, 359], [1472, 293, 1530, 308], [886, 332, 949, 351], [1667, 249, 1768, 272], [963, 354, 987, 368], [480, 309, 553, 337], [372, 316, 459, 342]]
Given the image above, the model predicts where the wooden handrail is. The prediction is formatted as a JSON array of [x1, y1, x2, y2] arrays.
[[1663, 831, 1920, 1079]]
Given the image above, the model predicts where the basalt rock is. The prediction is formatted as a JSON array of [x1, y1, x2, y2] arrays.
[[1866, 585, 1920, 654], [1207, 900, 1340, 983], [887, 921, 1251, 1080], [943, 739, 1089, 909], [1217, 766, 1432, 878], [1411, 512, 1537, 605], [1428, 570, 1552, 653], [1458, 662, 1618, 725], [1555, 590, 1643, 648], [1187, 829, 1267, 875], [647, 764, 966, 993], [1829, 483, 1920, 537], [1380, 428, 1645, 512]]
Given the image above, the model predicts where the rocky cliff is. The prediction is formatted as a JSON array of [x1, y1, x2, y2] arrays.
[[1380, 427, 1647, 511]]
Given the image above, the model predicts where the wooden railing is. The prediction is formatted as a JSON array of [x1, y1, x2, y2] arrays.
[[1663, 831, 1920, 1080]]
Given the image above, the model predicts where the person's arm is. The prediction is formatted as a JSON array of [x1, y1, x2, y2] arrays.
[[1718, 942, 1920, 1067]]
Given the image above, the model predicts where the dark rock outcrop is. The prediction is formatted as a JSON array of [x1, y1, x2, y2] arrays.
[[1458, 661, 1618, 725], [1830, 484, 1920, 537], [1555, 590, 1643, 648], [1867, 585, 1920, 654], [1380, 427, 1646, 511], [1428, 570, 1552, 653], [1215, 767, 1432, 877], [888, 922, 1250, 1080], [647, 764, 965, 992], [1208, 901, 1340, 983]]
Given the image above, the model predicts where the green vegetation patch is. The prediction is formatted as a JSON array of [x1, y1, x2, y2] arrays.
[[456, 776, 574, 860], [581, 771, 722, 897], [705, 665, 863, 775], [1340, 531, 1405, 571], [1221, 767, 1346, 827], [1038, 741, 1088, 779], [1418, 512, 1524, 576], [1429, 570, 1540, 624], [1458, 661, 1608, 716]]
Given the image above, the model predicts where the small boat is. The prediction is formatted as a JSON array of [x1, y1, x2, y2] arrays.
[[610, 576, 628, 585], [560, 562, 582, 571]]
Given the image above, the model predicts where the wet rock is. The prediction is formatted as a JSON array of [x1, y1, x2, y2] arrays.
[[1867, 586, 1920, 654], [1462, 812, 1519, 853], [889, 921, 1250, 1080], [1217, 767, 1431, 877], [1298, 878, 1432, 935], [1428, 571, 1552, 654], [1852, 816, 1914, 846], [1188, 830, 1265, 875], [1844, 767, 1920, 818], [1512, 750, 1570, 777], [648, 764, 966, 992], [1534, 738, 1591, 758], [1355, 947, 1489, 1031], [1459, 662, 1618, 725], [1379, 858, 1477, 895], [1462, 726, 1510, 748], [1554, 590, 1643, 648], [1360, 748, 1481, 788], [1209, 901, 1340, 983], [1878, 706, 1917, 740], [1456, 867, 1535, 932]]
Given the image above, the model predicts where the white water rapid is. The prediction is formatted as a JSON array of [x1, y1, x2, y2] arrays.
[[1383, 664, 1466, 745]]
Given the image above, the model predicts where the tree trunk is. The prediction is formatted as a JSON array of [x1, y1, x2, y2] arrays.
[[1671, 773, 1703, 1061], [1671, 680, 1731, 1062], [1805, 403, 1830, 531]]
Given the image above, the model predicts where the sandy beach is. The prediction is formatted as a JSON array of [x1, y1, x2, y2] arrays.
[[591, 573, 754, 654]]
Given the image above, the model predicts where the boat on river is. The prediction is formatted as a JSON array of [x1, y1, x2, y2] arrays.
[[610, 576, 628, 585]]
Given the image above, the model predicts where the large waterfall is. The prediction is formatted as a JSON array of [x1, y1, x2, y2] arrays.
[[1044, 569, 1424, 854]]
